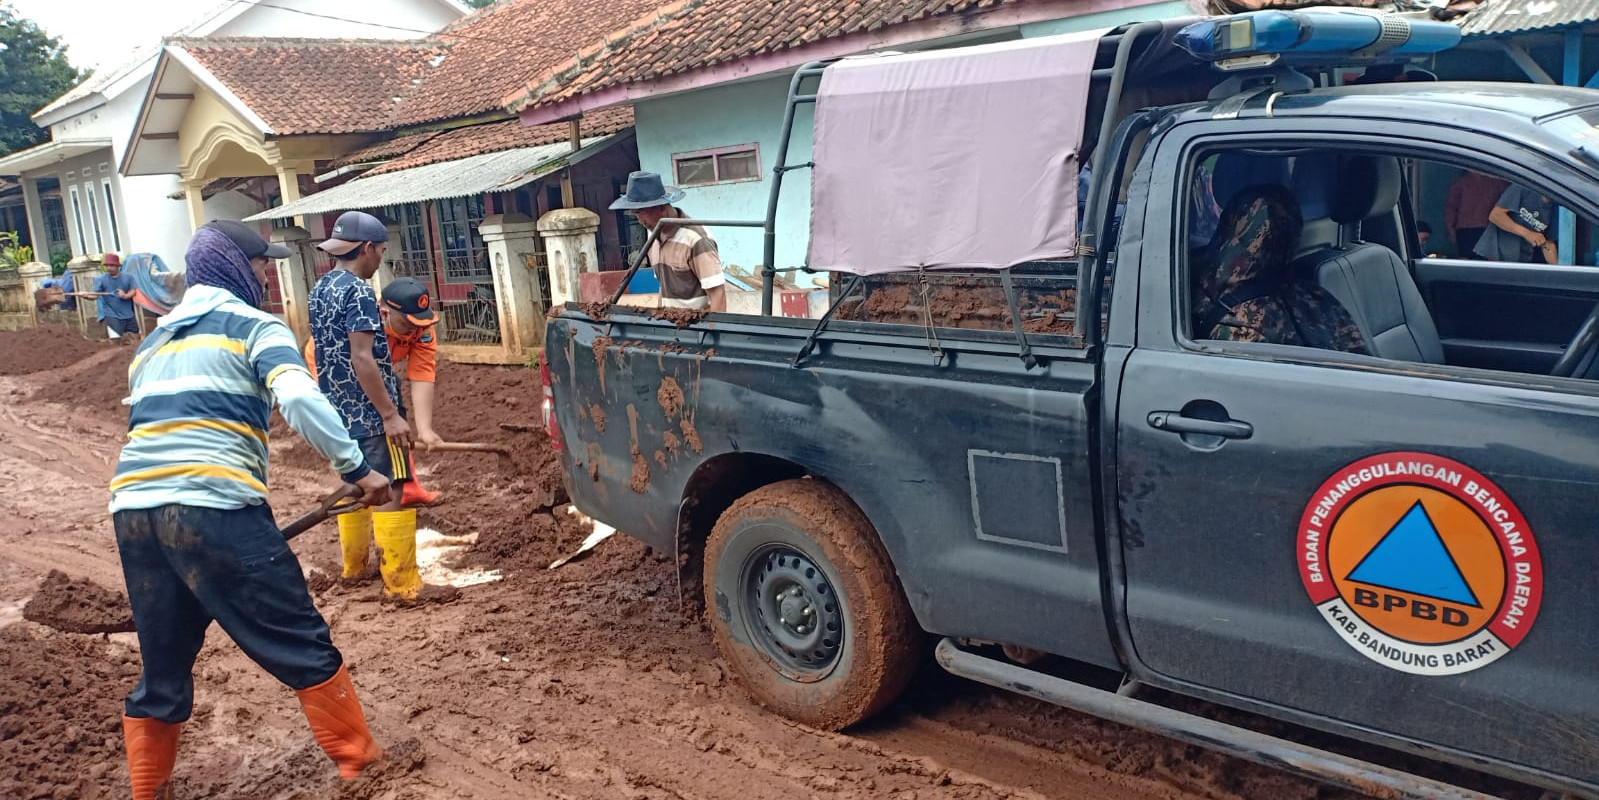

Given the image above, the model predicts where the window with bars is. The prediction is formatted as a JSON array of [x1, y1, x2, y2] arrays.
[[437, 195, 488, 282], [673, 144, 761, 186], [101, 179, 121, 251], [386, 203, 431, 261], [42, 198, 68, 250], [68, 186, 87, 253], [84, 183, 104, 253]]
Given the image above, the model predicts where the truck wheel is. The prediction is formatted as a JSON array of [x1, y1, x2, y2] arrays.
[[704, 478, 918, 730]]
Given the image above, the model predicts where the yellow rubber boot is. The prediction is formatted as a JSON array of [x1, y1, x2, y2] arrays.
[[372, 509, 423, 601], [372, 508, 459, 606], [337, 508, 375, 583]]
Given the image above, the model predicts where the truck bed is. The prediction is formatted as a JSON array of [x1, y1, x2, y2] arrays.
[[544, 300, 1117, 668]]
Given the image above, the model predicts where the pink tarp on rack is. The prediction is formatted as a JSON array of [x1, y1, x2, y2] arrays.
[[807, 30, 1102, 275]]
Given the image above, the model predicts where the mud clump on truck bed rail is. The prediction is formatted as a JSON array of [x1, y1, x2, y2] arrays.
[[834, 275, 1077, 335]]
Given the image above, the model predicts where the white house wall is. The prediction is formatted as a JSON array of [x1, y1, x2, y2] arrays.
[[209, 0, 462, 39], [27, 0, 466, 269]]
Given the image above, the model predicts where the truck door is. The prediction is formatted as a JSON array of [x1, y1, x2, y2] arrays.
[[1113, 120, 1599, 788]]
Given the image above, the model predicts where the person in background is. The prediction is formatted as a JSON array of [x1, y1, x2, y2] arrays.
[[111, 220, 392, 799], [308, 211, 458, 604], [1446, 171, 1508, 258], [304, 277, 445, 508], [609, 171, 727, 312], [1416, 221, 1440, 257], [1474, 184, 1559, 265], [94, 253, 140, 344]]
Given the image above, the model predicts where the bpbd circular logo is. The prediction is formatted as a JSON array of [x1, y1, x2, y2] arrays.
[[1297, 452, 1542, 675]]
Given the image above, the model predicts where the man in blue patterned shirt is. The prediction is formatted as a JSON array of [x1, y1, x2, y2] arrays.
[[308, 211, 456, 606]]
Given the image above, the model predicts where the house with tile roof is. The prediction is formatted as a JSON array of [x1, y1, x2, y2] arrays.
[[0, 0, 466, 280], [503, 0, 1199, 290], [116, 0, 669, 356]]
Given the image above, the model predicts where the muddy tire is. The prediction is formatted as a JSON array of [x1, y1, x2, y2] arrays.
[[704, 478, 919, 730]]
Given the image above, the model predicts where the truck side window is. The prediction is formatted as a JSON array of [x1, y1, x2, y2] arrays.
[[1184, 145, 1599, 381]]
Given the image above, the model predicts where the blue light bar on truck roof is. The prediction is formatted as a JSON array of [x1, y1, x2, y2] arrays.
[[1176, 10, 1461, 71]]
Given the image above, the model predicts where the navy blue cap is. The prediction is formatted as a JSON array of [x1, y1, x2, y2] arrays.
[[317, 211, 389, 255], [207, 219, 292, 259]]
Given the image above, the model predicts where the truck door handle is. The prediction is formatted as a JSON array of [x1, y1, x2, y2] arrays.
[[1147, 411, 1253, 440]]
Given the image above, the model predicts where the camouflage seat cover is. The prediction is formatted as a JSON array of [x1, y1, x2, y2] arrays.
[[1195, 184, 1368, 354]]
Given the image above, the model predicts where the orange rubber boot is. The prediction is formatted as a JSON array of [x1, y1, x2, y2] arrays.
[[400, 452, 442, 507], [401, 480, 441, 507], [295, 665, 383, 779], [123, 716, 181, 800]]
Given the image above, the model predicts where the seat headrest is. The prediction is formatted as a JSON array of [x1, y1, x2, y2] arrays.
[[1331, 156, 1402, 224], [1211, 153, 1291, 212], [1289, 153, 1339, 221]]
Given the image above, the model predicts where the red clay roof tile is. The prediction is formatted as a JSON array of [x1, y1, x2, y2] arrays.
[[503, 0, 1040, 114], [388, 0, 666, 127], [176, 37, 437, 135], [363, 106, 633, 175]]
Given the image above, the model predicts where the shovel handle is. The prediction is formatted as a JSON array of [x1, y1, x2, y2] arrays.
[[280, 484, 365, 541], [423, 441, 511, 456]]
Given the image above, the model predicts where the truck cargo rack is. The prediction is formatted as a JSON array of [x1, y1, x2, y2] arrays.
[[601, 22, 1165, 367]]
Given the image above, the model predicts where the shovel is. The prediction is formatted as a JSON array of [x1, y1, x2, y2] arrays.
[[421, 441, 512, 456], [280, 484, 366, 541]]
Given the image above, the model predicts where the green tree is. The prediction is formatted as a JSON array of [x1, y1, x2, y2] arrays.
[[463, 0, 496, 8], [0, 6, 82, 157]]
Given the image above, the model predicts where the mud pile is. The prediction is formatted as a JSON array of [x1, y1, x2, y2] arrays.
[[0, 325, 110, 376], [32, 347, 135, 408], [23, 571, 135, 634], [0, 625, 140, 799]]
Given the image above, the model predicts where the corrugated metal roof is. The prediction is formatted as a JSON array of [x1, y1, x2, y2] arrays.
[[245, 134, 619, 221], [1460, 0, 1599, 37]]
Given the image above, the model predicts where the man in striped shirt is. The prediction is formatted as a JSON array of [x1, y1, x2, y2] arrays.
[[111, 220, 393, 800], [610, 171, 726, 311]]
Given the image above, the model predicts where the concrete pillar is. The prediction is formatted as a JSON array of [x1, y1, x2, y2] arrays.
[[270, 226, 314, 341], [20, 176, 48, 258], [536, 208, 600, 310], [481, 212, 547, 356], [18, 260, 52, 293], [67, 256, 98, 336], [274, 163, 311, 230], [370, 222, 401, 297], [181, 180, 207, 233], [17, 260, 52, 329]]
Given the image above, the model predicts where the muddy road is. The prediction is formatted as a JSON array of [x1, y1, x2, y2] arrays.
[[0, 330, 1467, 800]]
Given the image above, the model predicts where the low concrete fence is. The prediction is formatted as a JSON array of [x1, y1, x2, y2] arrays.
[[0, 268, 33, 331]]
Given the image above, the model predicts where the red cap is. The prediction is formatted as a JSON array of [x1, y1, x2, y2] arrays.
[[103, 253, 121, 267]]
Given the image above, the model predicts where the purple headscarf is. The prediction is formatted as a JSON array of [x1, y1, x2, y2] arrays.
[[186, 225, 265, 308]]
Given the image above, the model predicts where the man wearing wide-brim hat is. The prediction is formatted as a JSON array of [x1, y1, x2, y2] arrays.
[[610, 171, 726, 312]]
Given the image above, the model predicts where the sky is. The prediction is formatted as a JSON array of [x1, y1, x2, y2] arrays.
[[6, 0, 220, 72]]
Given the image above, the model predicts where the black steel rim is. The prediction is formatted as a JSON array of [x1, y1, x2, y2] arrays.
[[743, 544, 844, 680]]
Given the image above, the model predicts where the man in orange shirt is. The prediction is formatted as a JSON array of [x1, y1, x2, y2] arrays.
[[305, 277, 445, 508]]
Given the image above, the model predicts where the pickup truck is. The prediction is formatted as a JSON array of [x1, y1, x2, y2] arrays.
[[543, 11, 1599, 799]]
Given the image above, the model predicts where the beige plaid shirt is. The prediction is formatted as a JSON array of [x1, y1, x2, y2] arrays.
[[648, 216, 724, 309]]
